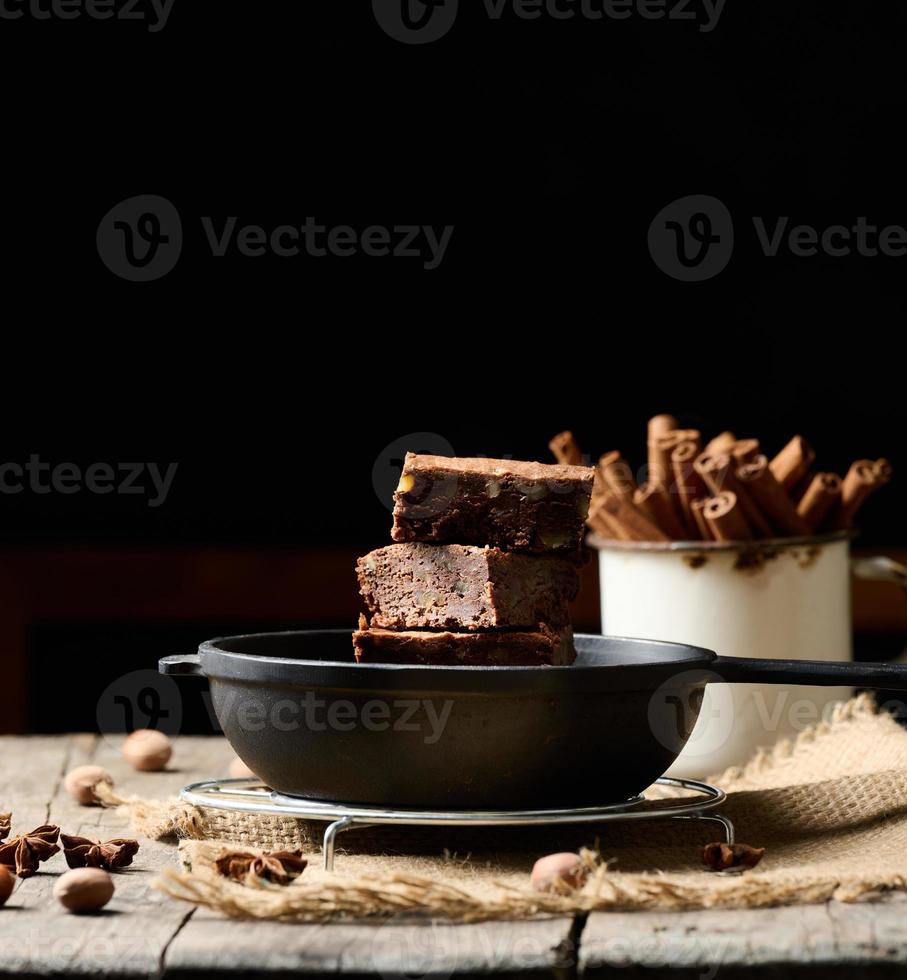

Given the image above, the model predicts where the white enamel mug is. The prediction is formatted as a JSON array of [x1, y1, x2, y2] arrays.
[[591, 531, 903, 778]]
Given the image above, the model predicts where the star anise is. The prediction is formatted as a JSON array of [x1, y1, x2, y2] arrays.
[[0, 824, 61, 878], [61, 834, 140, 871], [215, 848, 307, 885], [0, 814, 10, 842], [702, 842, 766, 872]]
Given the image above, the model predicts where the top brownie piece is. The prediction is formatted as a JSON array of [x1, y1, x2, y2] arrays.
[[391, 453, 594, 557]]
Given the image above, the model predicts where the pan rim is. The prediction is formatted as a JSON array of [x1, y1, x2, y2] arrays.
[[198, 629, 716, 674]]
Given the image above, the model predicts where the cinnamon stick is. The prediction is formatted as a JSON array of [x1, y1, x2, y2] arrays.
[[599, 451, 638, 500], [592, 486, 669, 542], [587, 466, 631, 540], [831, 459, 892, 528], [549, 431, 582, 467], [736, 455, 811, 536], [586, 498, 630, 540], [647, 415, 677, 485], [797, 472, 842, 531], [648, 429, 701, 488], [703, 491, 752, 541], [703, 431, 737, 456], [790, 472, 815, 504], [874, 458, 893, 485], [691, 498, 714, 540], [695, 453, 774, 538], [671, 441, 709, 538], [648, 414, 678, 441], [634, 482, 688, 539], [770, 436, 815, 492], [731, 439, 761, 465]]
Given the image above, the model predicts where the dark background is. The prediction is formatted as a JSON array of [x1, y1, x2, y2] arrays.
[[2, 1, 905, 733]]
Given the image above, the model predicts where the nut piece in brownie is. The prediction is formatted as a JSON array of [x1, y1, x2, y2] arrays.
[[353, 624, 576, 666], [391, 453, 594, 558], [357, 543, 579, 630]]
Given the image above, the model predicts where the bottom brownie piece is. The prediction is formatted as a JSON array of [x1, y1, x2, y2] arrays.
[[352, 624, 576, 666]]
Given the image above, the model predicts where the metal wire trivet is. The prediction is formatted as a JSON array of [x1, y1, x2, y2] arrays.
[[181, 777, 734, 871]]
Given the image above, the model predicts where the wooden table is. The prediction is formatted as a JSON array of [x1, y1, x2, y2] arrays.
[[2, 735, 907, 978]]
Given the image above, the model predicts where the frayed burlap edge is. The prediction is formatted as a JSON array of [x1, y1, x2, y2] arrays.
[[150, 839, 907, 922], [94, 782, 209, 840]]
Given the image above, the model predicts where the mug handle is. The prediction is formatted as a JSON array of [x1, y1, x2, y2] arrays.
[[851, 555, 907, 665], [852, 555, 907, 593]]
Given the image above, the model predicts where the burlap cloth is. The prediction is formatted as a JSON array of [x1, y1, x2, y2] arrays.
[[105, 694, 907, 920]]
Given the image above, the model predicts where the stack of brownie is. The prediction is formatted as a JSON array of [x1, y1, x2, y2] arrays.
[[353, 452, 595, 666]]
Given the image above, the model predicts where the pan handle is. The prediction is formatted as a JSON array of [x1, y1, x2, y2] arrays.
[[712, 656, 907, 691], [159, 653, 202, 676]]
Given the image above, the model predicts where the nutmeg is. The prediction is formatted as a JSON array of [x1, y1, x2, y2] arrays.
[[228, 756, 257, 780], [53, 868, 115, 913], [64, 765, 114, 805], [530, 852, 588, 894], [0, 866, 14, 907], [122, 729, 172, 771]]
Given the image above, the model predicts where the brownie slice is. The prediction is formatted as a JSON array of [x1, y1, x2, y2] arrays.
[[353, 624, 576, 666], [357, 543, 579, 630], [391, 453, 594, 558]]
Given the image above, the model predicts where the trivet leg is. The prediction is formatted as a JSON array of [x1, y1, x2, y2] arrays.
[[323, 816, 356, 871], [670, 811, 735, 845], [695, 812, 735, 845]]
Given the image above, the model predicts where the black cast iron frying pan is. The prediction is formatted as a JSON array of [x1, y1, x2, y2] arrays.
[[160, 630, 907, 809]]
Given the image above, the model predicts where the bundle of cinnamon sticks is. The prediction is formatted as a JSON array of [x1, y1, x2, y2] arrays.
[[549, 418, 892, 543]]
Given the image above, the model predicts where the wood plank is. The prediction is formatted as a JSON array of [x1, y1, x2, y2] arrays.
[[163, 913, 578, 979], [7, 736, 907, 978], [580, 896, 907, 978], [0, 734, 232, 977], [1, 735, 577, 978]]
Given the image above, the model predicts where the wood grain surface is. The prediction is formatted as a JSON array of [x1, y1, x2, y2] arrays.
[[1, 735, 906, 978]]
